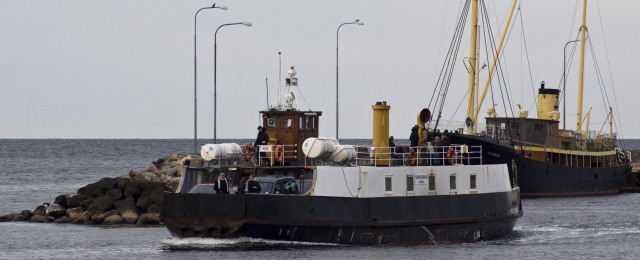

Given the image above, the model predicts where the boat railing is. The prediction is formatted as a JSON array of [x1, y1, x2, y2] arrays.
[[317, 144, 482, 167], [257, 144, 298, 166]]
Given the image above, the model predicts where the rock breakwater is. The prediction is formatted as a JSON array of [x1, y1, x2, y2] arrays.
[[0, 153, 192, 226]]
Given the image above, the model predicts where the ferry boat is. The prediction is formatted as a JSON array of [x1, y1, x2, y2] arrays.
[[427, 0, 631, 197], [162, 67, 522, 245]]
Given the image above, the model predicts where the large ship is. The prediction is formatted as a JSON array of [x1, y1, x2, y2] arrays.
[[163, 67, 522, 245], [429, 0, 631, 197]]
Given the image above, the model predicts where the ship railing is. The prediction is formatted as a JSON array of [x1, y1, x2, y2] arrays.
[[257, 144, 298, 166], [351, 145, 483, 167]]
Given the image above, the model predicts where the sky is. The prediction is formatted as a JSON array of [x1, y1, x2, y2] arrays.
[[1, 0, 639, 139]]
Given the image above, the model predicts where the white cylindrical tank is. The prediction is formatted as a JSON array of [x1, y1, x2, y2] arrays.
[[201, 144, 225, 161], [220, 143, 242, 159], [330, 145, 356, 163], [302, 137, 338, 159]]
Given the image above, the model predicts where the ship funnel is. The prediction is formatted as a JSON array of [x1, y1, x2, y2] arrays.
[[536, 81, 560, 120], [372, 101, 390, 166]]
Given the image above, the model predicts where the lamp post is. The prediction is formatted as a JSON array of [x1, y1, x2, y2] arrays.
[[193, 3, 227, 154], [336, 19, 364, 141], [214, 21, 252, 144], [563, 39, 579, 130]]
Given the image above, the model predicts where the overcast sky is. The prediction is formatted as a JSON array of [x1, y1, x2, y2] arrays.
[[1, 0, 639, 139]]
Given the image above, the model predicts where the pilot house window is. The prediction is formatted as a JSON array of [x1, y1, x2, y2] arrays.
[[284, 118, 292, 130], [534, 123, 544, 132]]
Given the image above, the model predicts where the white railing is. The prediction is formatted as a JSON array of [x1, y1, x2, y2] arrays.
[[257, 144, 298, 166], [352, 145, 483, 167]]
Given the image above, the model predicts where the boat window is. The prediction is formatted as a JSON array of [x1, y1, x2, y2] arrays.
[[428, 175, 435, 191], [283, 179, 299, 194], [534, 123, 544, 132], [284, 118, 292, 130], [500, 123, 506, 130], [299, 116, 304, 129], [509, 122, 520, 130], [450, 174, 456, 190], [470, 174, 477, 189], [406, 176, 414, 192], [385, 176, 392, 192], [306, 116, 316, 129]]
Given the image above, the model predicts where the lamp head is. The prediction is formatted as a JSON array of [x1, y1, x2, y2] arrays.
[[355, 19, 364, 26], [241, 21, 252, 27]]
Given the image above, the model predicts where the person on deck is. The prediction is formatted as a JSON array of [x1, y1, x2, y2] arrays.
[[247, 173, 262, 193], [418, 125, 429, 165], [409, 125, 419, 165], [214, 173, 229, 194], [255, 126, 270, 164], [389, 136, 400, 165]]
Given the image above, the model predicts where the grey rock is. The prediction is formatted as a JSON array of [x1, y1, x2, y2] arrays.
[[136, 213, 160, 226], [29, 215, 54, 223], [0, 212, 20, 222], [79, 197, 95, 210], [90, 210, 119, 224], [105, 189, 122, 201], [123, 182, 141, 198], [68, 194, 87, 208], [33, 204, 48, 216], [53, 194, 70, 208], [135, 196, 152, 211], [120, 208, 139, 224], [54, 216, 73, 223], [113, 196, 136, 210], [102, 214, 124, 225], [46, 204, 67, 218], [149, 187, 165, 205], [86, 196, 113, 216], [67, 207, 84, 220], [20, 210, 33, 220], [11, 214, 27, 221], [117, 179, 129, 191], [146, 204, 162, 215]]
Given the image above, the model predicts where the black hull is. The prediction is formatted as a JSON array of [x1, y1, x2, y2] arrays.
[[163, 189, 522, 245], [448, 133, 631, 197]]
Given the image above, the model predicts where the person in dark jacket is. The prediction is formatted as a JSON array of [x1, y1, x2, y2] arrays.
[[214, 172, 229, 194], [255, 126, 270, 164], [247, 173, 262, 193], [409, 125, 419, 148]]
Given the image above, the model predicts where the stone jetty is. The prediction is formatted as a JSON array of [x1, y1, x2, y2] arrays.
[[0, 153, 193, 226]]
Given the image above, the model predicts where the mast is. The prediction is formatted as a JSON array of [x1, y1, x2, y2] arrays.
[[466, 0, 479, 134], [576, 0, 588, 131], [473, 0, 518, 125]]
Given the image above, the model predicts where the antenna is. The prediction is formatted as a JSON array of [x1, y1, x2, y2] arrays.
[[278, 52, 282, 108], [265, 77, 269, 108]]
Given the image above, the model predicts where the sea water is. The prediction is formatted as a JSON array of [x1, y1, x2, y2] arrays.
[[1, 139, 639, 259]]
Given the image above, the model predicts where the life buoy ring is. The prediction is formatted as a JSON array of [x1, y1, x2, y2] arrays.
[[408, 149, 417, 165], [242, 144, 252, 162], [446, 147, 456, 165], [275, 145, 284, 162]]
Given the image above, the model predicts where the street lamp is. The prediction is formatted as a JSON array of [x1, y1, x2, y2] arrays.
[[193, 3, 227, 154], [214, 21, 252, 144], [336, 19, 364, 141], [563, 39, 579, 130]]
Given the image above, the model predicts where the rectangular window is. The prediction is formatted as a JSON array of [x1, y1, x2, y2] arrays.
[[428, 175, 436, 191], [450, 174, 456, 190], [406, 176, 414, 192], [510, 122, 520, 130], [299, 116, 304, 129], [385, 176, 392, 192], [284, 118, 292, 130], [534, 123, 544, 132], [470, 174, 476, 189]]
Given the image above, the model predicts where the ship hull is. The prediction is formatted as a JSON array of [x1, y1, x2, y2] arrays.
[[163, 189, 521, 245], [448, 133, 631, 197]]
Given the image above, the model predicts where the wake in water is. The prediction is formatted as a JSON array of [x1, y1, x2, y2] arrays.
[[161, 237, 340, 251], [509, 224, 640, 244]]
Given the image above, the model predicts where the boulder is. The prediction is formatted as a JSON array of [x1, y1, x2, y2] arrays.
[[120, 208, 139, 224], [71, 218, 93, 225], [53, 194, 70, 208], [117, 179, 129, 191], [135, 196, 152, 211], [123, 182, 141, 198], [91, 210, 119, 224], [146, 204, 162, 216], [105, 189, 122, 201], [149, 187, 165, 205], [33, 204, 48, 216], [67, 207, 85, 220], [29, 215, 54, 223], [113, 196, 136, 210], [54, 216, 73, 223], [11, 214, 27, 221], [77, 178, 118, 198], [46, 204, 67, 218], [79, 197, 96, 210], [165, 166, 181, 177], [102, 214, 125, 225], [67, 194, 87, 208], [1, 212, 21, 222], [20, 210, 33, 220], [144, 163, 159, 173], [86, 196, 114, 216], [136, 213, 160, 226]]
